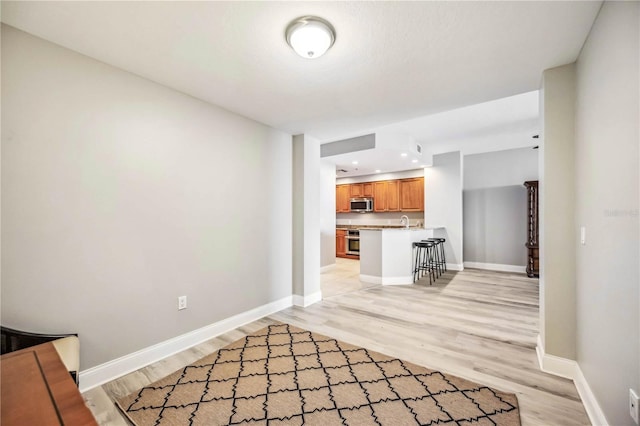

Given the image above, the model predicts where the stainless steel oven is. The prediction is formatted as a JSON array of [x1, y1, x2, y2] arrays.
[[345, 230, 360, 255]]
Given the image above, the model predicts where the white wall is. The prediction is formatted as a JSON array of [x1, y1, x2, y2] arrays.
[[320, 161, 336, 268], [1, 25, 293, 369], [336, 168, 424, 184], [463, 148, 538, 190], [574, 2, 639, 424], [424, 152, 463, 269], [463, 148, 538, 269]]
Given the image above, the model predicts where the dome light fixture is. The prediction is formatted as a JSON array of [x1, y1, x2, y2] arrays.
[[285, 16, 336, 59]]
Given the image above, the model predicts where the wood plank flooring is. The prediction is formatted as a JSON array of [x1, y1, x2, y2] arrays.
[[82, 260, 590, 425]]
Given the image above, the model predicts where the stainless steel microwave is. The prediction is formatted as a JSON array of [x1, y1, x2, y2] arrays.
[[349, 198, 373, 213]]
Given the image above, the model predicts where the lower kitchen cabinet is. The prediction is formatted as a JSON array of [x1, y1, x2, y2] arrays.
[[336, 229, 346, 257]]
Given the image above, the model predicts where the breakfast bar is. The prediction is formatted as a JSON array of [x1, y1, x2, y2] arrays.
[[359, 227, 444, 285]]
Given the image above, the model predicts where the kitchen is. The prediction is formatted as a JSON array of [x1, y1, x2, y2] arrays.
[[320, 92, 541, 295], [333, 169, 447, 287]]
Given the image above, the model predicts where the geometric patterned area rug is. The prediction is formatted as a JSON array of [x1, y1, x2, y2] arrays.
[[116, 323, 520, 425]]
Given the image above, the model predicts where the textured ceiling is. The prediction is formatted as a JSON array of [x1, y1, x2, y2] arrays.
[[1, 1, 601, 142]]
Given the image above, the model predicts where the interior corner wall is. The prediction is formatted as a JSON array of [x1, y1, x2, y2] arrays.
[[574, 2, 640, 424], [1, 25, 293, 370], [463, 148, 538, 268], [292, 134, 321, 300], [320, 161, 336, 268], [539, 63, 577, 360], [424, 152, 463, 269]]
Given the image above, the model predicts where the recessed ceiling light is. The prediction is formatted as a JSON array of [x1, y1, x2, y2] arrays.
[[400, 153, 407, 157], [285, 16, 336, 59], [352, 160, 358, 165], [411, 159, 418, 163], [375, 169, 381, 173]]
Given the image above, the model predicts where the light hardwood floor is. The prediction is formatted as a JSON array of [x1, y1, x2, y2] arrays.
[[83, 260, 590, 425]]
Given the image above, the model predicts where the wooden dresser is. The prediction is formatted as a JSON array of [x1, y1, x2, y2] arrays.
[[1, 342, 97, 425], [524, 180, 539, 278]]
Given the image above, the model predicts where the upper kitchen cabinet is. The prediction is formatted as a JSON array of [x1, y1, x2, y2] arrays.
[[399, 177, 424, 211], [336, 185, 350, 213], [374, 180, 400, 212], [337, 177, 422, 213], [350, 182, 374, 198]]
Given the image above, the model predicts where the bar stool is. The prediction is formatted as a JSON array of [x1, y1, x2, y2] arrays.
[[435, 237, 446, 273], [422, 239, 441, 277], [413, 241, 436, 285]]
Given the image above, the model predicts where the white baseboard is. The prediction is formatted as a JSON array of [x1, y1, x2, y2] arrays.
[[574, 364, 609, 426], [447, 263, 464, 271], [360, 274, 382, 284], [536, 335, 608, 426], [535, 335, 577, 379], [292, 291, 322, 307], [79, 296, 293, 392], [320, 264, 336, 273], [382, 276, 414, 285], [360, 274, 414, 285], [463, 262, 526, 274]]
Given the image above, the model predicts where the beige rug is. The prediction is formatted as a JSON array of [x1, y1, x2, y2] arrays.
[[116, 324, 520, 425]]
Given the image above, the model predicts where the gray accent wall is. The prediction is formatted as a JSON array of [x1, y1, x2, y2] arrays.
[[574, 2, 639, 424], [1, 25, 293, 370], [463, 186, 527, 266], [463, 148, 538, 268]]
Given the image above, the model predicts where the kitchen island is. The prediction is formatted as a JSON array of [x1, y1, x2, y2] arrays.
[[359, 227, 444, 285]]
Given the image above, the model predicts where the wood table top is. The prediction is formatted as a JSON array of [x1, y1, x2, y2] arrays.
[[1, 342, 97, 425]]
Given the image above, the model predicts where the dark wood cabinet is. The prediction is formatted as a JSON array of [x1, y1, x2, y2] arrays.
[[524, 181, 539, 278]]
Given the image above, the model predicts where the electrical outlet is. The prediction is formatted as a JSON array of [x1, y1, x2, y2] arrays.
[[630, 389, 639, 424], [178, 296, 187, 310]]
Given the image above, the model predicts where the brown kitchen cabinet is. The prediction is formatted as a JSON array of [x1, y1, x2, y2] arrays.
[[350, 184, 363, 198], [524, 180, 539, 278], [336, 185, 350, 213], [349, 182, 373, 198], [336, 229, 346, 257], [388, 180, 400, 211], [399, 177, 424, 212], [374, 180, 400, 212], [337, 177, 422, 213], [362, 182, 374, 197]]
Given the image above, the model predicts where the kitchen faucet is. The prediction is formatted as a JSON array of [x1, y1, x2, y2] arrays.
[[400, 215, 409, 228]]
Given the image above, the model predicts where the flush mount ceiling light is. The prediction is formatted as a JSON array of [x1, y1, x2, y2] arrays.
[[285, 16, 336, 59]]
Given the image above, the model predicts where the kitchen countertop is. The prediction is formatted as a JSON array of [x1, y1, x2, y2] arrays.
[[337, 225, 426, 230], [359, 227, 444, 231], [337, 225, 443, 231]]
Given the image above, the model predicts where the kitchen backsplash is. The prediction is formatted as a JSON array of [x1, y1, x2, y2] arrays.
[[336, 211, 424, 227]]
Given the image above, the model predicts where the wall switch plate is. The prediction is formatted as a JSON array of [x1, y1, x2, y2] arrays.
[[580, 226, 586, 245], [178, 296, 187, 310], [630, 389, 639, 423]]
